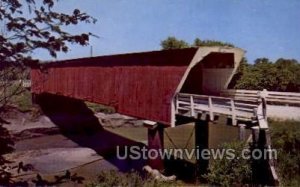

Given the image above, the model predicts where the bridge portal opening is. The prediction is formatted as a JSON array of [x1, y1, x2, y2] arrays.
[[180, 52, 235, 96]]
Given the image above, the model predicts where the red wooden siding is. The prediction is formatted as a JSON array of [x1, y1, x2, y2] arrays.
[[31, 48, 198, 125]]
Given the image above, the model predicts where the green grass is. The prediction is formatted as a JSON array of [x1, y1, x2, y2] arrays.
[[270, 120, 300, 186], [85, 102, 115, 114], [11, 88, 33, 112], [86, 170, 182, 187], [0, 82, 33, 112]]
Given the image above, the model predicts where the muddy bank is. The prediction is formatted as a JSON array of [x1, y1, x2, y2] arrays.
[[1, 108, 147, 185]]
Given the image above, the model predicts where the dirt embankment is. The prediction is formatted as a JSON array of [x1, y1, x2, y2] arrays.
[[1, 107, 146, 186]]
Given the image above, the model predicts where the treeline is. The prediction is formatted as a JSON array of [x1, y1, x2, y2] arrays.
[[231, 58, 300, 92], [161, 37, 300, 92]]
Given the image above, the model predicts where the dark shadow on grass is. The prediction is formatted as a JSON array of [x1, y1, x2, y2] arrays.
[[36, 93, 147, 173]]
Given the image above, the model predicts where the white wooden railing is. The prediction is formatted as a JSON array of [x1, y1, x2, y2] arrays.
[[175, 91, 271, 128], [222, 89, 300, 105], [175, 93, 259, 126]]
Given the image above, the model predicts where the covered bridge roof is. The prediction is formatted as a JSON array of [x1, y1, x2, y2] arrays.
[[31, 47, 244, 126]]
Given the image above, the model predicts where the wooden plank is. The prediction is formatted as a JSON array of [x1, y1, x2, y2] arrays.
[[222, 89, 300, 105], [223, 89, 259, 94], [179, 93, 231, 100], [268, 91, 300, 97], [234, 102, 258, 107], [266, 95, 300, 101], [267, 99, 300, 104]]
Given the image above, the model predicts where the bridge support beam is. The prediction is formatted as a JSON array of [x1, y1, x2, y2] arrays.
[[146, 123, 165, 171], [195, 119, 209, 183], [251, 127, 279, 186], [238, 124, 246, 141], [31, 93, 38, 105]]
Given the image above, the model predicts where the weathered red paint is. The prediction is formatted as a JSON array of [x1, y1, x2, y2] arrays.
[[31, 48, 198, 125]]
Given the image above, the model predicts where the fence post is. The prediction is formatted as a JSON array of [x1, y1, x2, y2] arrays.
[[190, 95, 195, 117], [208, 96, 214, 121]]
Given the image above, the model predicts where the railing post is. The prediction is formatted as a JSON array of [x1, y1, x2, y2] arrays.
[[257, 89, 269, 129], [258, 89, 268, 119], [190, 95, 195, 117], [208, 96, 214, 121], [230, 99, 237, 126]]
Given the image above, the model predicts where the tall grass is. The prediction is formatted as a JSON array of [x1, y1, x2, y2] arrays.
[[270, 120, 300, 186]]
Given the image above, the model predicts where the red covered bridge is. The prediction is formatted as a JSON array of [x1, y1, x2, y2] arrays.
[[30, 46, 280, 184], [31, 46, 244, 127]]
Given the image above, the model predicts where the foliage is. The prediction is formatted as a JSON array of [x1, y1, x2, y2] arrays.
[[0, 0, 96, 185], [234, 58, 300, 91], [85, 102, 115, 114], [160, 36, 234, 50], [10, 86, 32, 112], [0, 0, 96, 109], [160, 36, 189, 50], [193, 37, 234, 47], [270, 120, 300, 186], [0, 0, 96, 62], [203, 141, 252, 187], [87, 170, 180, 187], [240, 58, 299, 91], [0, 122, 14, 185]]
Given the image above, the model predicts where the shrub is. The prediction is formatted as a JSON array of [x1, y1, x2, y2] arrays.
[[12, 89, 32, 112], [203, 141, 252, 187]]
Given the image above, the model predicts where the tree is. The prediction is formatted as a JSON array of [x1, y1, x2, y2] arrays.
[[234, 58, 300, 92], [274, 58, 300, 91], [0, 0, 96, 109], [193, 37, 234, 47], [160, 36, 190, 50], [0, 1, 96, 184]]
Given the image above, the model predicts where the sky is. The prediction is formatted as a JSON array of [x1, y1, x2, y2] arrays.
[[33, 0, 300, 63]]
